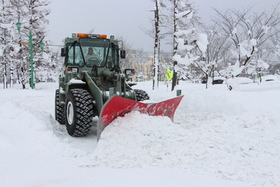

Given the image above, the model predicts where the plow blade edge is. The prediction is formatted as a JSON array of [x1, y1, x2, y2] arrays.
[[97, 95, 184, 139]]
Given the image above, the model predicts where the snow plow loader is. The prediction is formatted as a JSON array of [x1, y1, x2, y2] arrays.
[[55, 33, 184, 140]]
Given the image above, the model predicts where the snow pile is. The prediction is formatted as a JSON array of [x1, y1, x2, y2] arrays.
[[92, 107, 280, 186], [92, 112, 187, 168], [92, 80, 280, 186]]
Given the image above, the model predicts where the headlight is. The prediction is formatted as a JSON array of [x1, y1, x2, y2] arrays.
[[66, 67, 79, 73], [71, 67, 78, 73]]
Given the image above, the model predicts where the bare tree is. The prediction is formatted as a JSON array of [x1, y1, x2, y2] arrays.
[[166, 0, 202, 90], [198, 26, 232, 87], [118, 36, 134, 70], [212, 4, 280, 76]]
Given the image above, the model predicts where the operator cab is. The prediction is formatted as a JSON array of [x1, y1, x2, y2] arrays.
[[61, 33, 125, 69]]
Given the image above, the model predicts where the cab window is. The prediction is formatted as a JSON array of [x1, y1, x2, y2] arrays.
[[66, 43, 84, 66]]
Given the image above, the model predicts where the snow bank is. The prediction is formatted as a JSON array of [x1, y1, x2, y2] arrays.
[[91, 81, 280, 186], [92, 102, 280, 186]]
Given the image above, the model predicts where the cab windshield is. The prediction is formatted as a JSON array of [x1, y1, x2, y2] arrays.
[[66, 38, 119, 68]]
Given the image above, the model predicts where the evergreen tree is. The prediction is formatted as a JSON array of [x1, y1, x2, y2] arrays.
[[21, 0, 52, 83], [0, 0, 18, 88], [0, 0, 52, 89]]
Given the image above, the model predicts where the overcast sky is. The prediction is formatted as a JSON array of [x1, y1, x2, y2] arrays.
[[47, 0, 279, 52]]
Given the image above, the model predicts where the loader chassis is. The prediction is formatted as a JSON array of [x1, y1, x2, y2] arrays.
[[55, 33, 149, 137], [55, 33, 183, 139]]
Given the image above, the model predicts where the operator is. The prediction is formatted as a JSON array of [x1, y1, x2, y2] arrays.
[[85, 47, 99, 65]]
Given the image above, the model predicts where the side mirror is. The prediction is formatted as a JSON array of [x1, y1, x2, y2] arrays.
[[120, 50, 126, 59], [124, 69, 132, 75], [61, 48, 66, 57], [124, 69, 135, 76]]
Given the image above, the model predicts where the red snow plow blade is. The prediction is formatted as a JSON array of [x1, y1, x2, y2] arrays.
[[97, 95, 184, 139]]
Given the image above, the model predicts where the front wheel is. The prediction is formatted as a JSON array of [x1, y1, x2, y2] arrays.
[[65, 89, 94, 137]]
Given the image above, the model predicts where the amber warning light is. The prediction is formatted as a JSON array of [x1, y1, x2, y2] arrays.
[[76, 33, 88, 38], [73, 33, 107, 39]]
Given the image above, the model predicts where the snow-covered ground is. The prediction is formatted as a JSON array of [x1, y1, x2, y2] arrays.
[[1, 77, 280, 187]]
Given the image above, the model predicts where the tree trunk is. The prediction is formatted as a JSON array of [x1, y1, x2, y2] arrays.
[[171, 61, 178, 91], [171, 0, 178, 91], [153, 0, 160, 90]]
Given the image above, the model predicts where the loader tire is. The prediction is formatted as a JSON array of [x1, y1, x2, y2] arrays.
[[55, 89, 65, 124], [65, 89, 94, 137], [134, 89, 150, 101]]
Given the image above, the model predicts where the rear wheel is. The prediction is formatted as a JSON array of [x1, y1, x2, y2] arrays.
[[55, 89, 65, 124], [134, 89, 150, 101], [65, 89, 94, 137]]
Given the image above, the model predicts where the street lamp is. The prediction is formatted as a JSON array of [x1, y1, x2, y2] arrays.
[[16, 21, 35, 89]]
